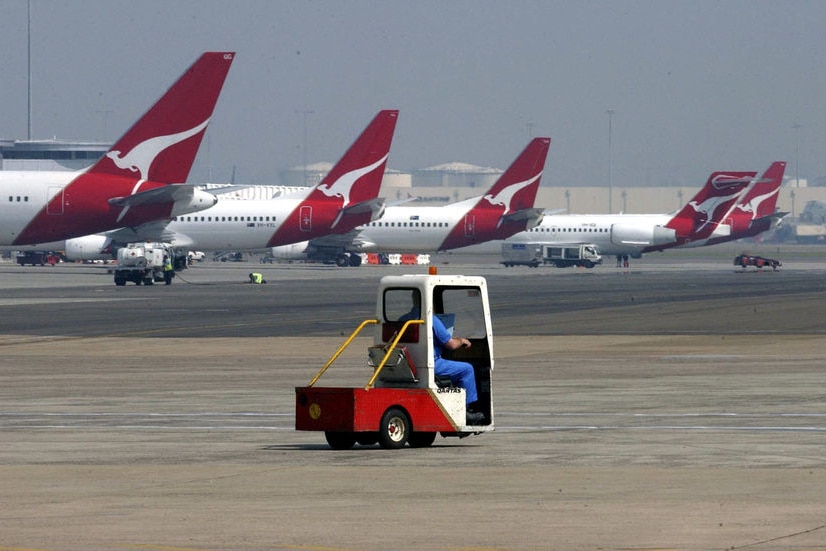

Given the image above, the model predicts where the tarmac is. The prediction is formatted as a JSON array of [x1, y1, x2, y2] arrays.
[[1, 246, 825, 551]]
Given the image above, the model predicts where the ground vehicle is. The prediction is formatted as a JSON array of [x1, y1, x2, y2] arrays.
[[501, 242, 542, 267], [734, 254, 781, 271], [188, 250, 206, 263], [15, 251, 60, 266], [543, 244, 602, 268], [296, 271, 495, 449], [113, 242, 182, 286]]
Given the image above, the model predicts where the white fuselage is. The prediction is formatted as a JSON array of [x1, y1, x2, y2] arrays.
[[504, 212, 676, 257], [0, 171, 76, 245], [162, 190, 314, 250], [349, 198, 478, 253]]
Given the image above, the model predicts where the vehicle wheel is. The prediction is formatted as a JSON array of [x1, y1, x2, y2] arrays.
[[355, 433, 379, 446], [335, 254, 350, 267], [583, 260, 594, 268], [325, 431, 356, 450], [408, 431, 437, 448], [349, 254, 362, 267], [143, 278, 154, 286], [378, 407, 410, 449], [114, 277, 126, 286]]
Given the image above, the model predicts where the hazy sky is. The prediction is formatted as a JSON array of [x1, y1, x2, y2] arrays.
[[1, 0, 824, 188]]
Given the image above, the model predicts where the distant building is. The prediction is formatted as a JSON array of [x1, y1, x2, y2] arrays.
[[280, 162, 412, 190], [0, 139, 109, 171], [411, 162, 502, 189]]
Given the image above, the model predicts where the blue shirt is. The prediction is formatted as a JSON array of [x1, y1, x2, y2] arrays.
[[431, 313, 453, 360]]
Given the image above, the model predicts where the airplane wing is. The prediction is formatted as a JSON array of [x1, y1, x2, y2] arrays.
[[100, 220, 177, 244], [306, 230, 362, 251], [304, 224, 383, 253], [340, 197, 386, 217], [108, 183, 215, 208], [108, 183, 217, 223], [500, 207, 545, 228], [330, 198, 386, 230], [754, 211, 789, 228]]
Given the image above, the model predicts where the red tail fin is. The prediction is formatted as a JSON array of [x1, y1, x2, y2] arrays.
[[88, 52, 235, 183], [665, 170, 755, 240], [307, 110, 399, 207], [733, 161, 786, 219], [439, 137, 550, 250], [267, 110, 399, 246], [473, 137, 551, 213]]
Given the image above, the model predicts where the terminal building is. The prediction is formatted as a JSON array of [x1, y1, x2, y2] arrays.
[[0, 139, 109, 171]]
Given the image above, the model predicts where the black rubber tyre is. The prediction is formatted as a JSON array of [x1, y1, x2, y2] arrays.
[[408, 431, 437, 448], [378, 407, 410, 449], [324, 431, 356, 450], [355, 433, 379, 446]]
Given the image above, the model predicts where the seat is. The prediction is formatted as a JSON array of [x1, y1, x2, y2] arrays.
[[381, 322, 419, 343], [368, 345, 418, 383]]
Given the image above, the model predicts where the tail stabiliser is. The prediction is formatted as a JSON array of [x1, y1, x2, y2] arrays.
[[439, 137, 551, 250], [733, 161, 786, 221], [90, 52, 236, 183], [14, 52, 235, 245], [267, 110, 399, 247], [664, 170, 756, 243]]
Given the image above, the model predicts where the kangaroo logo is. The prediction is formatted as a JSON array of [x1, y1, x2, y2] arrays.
[[106, 118, 210, 180], [688, 188, 744, 234], [735, 187, 780, 220], [318, 153, 388, 209], [482, 172, 541, 214]]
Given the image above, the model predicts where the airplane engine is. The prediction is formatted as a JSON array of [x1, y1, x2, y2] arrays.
[[610, 224, 676, 247], [64, 234, 112, 261], [270, 242, 310, 261], [169, 188, 219, 217]]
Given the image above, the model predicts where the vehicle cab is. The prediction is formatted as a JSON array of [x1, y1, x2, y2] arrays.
[[295, 272, 495, 449]]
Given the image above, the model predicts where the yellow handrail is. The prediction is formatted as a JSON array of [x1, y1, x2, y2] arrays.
[[364, 319, 424, 390], [305, 319, 378, 387]]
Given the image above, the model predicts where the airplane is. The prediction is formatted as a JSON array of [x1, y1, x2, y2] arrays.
[[504, 167, 763, 258], [60, 110, 399, 258], [0, 51, 234, 247], [272, 137, 551, 266]]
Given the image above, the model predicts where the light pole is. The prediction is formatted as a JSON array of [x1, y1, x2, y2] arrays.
[[793, 122, 801, 189], [296, 109, 314, 185], [606, 109, 615, 214]]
